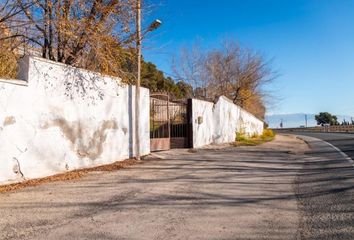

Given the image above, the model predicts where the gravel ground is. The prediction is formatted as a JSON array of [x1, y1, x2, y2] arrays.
[[0, 134, 353, 239]]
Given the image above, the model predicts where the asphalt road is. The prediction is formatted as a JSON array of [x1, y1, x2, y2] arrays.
[[0, 134, 354, 239], [291, 132, 354, 239], [290, 132, 354, 160]]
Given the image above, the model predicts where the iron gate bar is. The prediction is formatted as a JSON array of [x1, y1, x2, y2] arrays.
[[150, 93, 192, 151], [150, 93, 171, 151]]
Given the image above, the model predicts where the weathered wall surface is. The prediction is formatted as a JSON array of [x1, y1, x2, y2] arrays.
[[191, 96, 264, 147], [191, 99, 214, 148], [0, 56, 149, 184]]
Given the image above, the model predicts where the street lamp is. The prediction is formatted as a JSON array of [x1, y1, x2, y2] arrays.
[[120, 19, 162, 45], [135, 0, 162, 160], [146, 19, 162, 33]]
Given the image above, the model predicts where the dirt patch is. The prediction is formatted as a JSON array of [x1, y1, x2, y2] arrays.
[[0, 158, 141, 194], [262, 134, 310, 154]]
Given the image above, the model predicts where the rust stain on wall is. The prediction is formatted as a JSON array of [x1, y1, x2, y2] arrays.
[[3, 116, 16, 126], [42, 118, 118, 160]]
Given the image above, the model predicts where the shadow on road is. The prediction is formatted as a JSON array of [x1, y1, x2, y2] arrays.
[[1, 135, 354, 239]]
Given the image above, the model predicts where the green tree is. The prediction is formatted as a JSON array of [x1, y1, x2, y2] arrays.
[[176, 81, 193, 98], [141, 61, 192, 99], [315, 112, 339, 126]]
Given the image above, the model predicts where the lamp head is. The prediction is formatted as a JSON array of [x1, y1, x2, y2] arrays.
[[148, 19, 162, 32]]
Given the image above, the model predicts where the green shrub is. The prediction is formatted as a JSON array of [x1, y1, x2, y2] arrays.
[[236, 132, 247, 141]]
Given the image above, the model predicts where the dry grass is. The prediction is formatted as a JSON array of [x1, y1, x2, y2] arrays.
[[0, 159, 141, 194], [233, 136, 274, 147], [234, 129, 275, 147]]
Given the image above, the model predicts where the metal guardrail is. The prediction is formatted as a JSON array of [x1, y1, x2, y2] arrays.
[[273, 125, 354, 133]]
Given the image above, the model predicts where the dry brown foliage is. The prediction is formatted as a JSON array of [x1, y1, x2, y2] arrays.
[[0, 0, 140, 82], [20, 0, 137, 80], [0, 42, 18, 78]]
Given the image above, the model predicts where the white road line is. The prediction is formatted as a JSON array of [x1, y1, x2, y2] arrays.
[[296, 135, 354, 166], [321, 140, 354, 165]]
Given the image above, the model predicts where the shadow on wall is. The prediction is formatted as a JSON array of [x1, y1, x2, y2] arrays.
[[31, 57, 123, 104], [0, 56, 148, 184]]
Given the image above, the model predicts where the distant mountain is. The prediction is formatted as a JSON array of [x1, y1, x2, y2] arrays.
[[265, 113, 354, 129]]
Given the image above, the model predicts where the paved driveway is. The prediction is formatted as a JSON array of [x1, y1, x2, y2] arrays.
[[0, 135, 353, 239]]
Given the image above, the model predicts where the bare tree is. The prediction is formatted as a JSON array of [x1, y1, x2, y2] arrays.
[[0, 1, 21, 24], [172, 42, 207, 92], [173, 40, 276, 119], [0, 0, 34, 47]]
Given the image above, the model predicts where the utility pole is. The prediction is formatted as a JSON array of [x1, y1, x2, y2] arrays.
[[135, 0, 142, 160], [305, 114, 308, 128], [134, 1, 161, 160]]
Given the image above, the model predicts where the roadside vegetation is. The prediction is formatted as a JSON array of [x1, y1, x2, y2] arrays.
[[234, 129, 275, 146]]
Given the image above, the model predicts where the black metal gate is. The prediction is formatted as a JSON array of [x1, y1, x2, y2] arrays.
[[150, 93, 192, 152]]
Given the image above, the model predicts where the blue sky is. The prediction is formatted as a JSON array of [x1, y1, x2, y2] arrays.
[[142, 0, 354, 116]]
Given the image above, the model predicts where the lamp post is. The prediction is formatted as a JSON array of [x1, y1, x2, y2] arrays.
[[135, 0, 161, 160]]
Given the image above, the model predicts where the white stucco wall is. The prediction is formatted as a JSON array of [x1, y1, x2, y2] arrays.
[[0, 56, 149, 184], [215, 96, 263, 142], [191, 99, 214, 148], [191, 96, 264, 147], [213, 96, 240, 144], [238, 106, 264, 137]]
